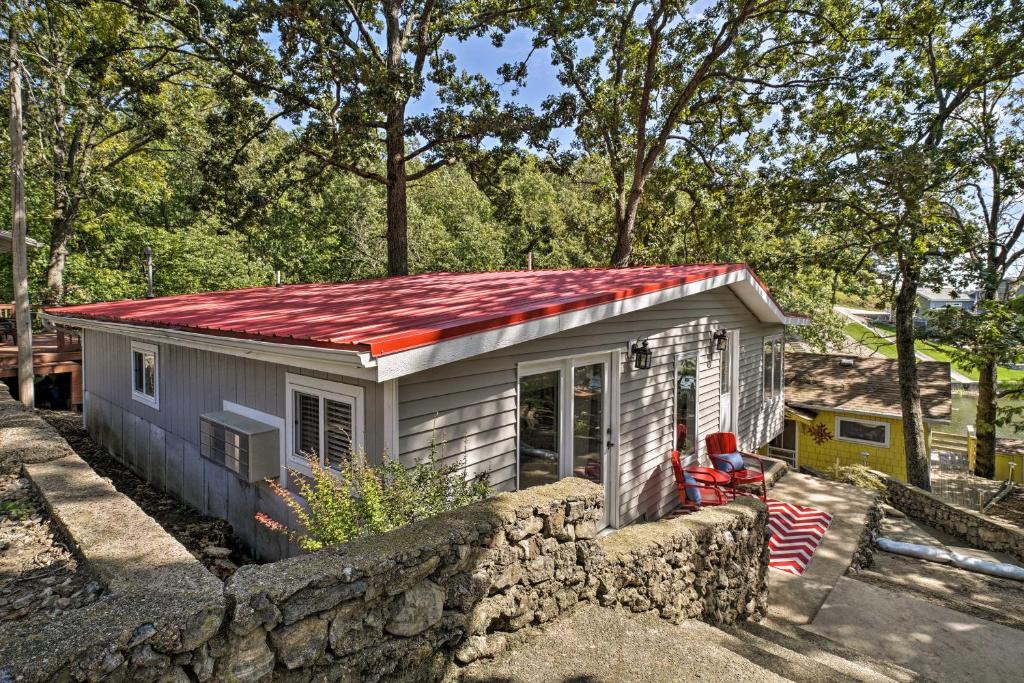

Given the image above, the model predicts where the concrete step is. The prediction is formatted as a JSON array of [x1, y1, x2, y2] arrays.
[[728, 619, 919, 683]]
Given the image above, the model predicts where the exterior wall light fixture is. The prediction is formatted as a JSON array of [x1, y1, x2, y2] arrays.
[[631, 339, 653, 370], [713, 329, 729, 352]]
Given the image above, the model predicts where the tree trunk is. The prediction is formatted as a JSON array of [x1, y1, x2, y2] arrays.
[[44, 214, 72, 303], [894, 269, 929, 489], [9, 31, 33, 408], [974, 357, 998, 478], [45, 66, 71, 304], [384, 112, 408, 277], [610, 187, 642, 267]]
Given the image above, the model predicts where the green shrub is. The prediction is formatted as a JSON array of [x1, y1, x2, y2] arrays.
[[256, 441, 491, 552]]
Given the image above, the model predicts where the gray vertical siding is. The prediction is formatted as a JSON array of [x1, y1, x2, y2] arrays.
[[82, 283, 786, 558], [82, 329, 383, 560], [397, 287, 785, 526]]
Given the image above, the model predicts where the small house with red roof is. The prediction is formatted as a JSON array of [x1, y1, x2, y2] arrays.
[[43, 264, 806, 559]]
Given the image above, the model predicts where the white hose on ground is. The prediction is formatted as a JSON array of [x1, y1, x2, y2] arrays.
[[875, 536, 1024, 582]]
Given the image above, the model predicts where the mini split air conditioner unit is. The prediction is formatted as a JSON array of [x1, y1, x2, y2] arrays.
[[200, 410, 279, 483]]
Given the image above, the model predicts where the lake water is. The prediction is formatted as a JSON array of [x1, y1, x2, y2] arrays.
[[948, 392, 1024, 437]]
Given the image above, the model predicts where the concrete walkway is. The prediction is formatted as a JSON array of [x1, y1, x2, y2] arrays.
[[807, 577, 1024, 683], [456, 603, 909, 683], [765, 472, 878, 625]]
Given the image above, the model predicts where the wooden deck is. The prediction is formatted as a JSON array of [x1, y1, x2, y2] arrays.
[[0, 331, 82, 407]]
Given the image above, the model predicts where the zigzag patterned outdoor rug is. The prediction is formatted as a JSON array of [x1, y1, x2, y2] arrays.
[[767, 499, 833, 576]]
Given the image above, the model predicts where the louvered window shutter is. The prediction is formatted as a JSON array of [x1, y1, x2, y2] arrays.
[[324, 398, 354, 469], [294, 391, 320, 458]]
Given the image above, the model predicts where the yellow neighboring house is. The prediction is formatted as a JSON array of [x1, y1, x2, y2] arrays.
[[767, 352, 952, 482]]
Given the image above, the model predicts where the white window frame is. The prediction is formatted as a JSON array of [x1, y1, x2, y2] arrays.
[[284, 373, 365, 476], [673, 350, 700, 463], [763, 334, 784, 403], [835, 416, 890, 448], [130, 340, 159, 409]]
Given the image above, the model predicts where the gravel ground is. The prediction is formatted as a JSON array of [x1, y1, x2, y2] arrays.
[[39, 410, 257, 578], [0, 474, 102, 622]]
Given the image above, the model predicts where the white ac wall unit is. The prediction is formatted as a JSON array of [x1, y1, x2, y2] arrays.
[[200, 410, 279, 483]]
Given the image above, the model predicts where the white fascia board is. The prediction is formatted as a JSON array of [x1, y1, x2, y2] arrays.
[[376, 268, 797, 381], [727, 279, 809, 327], [41, 312, 379, 382]]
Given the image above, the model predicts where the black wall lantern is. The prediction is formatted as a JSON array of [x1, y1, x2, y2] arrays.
[[631, 339, 653, 370], [713, 329, 729, 352]]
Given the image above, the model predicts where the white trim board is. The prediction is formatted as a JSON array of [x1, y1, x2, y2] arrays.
[[377, 268, 804, 381]]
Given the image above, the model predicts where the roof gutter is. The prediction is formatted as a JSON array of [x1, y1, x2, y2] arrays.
[[41, 312, 378, 381]]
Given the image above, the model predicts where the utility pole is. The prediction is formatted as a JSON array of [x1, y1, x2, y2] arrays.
[[9, 26, 33, 408]]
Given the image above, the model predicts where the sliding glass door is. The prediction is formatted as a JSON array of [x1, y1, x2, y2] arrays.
[[518, 353, 616, 527]]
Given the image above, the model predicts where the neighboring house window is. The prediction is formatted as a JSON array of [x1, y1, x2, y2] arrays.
[[130, 341, 159, 409], [674, 352, 699, 457], [835, 417, 889, 447], [285, 373, 364, 474], [763, 335, 784, 401]]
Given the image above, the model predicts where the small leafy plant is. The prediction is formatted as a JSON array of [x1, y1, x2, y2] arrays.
[[0, 499, 37, 520], [256, 441, 491, 551]]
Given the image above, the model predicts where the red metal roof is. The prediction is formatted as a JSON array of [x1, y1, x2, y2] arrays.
[[46, 264, 777, 357]]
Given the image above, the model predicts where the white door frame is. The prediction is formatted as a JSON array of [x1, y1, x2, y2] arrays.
[[719, 330, 740, 433], [517, 351, 620, 528]]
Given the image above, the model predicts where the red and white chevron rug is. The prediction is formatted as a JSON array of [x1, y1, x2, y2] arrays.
[[767, 499, 833, 576]]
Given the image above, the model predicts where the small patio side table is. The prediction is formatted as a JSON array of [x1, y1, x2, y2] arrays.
[[683, 466, 731, 492]]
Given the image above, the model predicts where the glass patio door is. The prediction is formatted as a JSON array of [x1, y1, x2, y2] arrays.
[[518, 354, 615, 527]]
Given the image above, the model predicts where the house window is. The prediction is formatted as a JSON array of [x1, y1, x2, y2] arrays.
[[674, 353, 698, 457], [130, 341, 159, 409], [763, 335, 784, 401], [836, 417, 889, 447], [285, 373, 364, 474], [518, 369, 562, 489]]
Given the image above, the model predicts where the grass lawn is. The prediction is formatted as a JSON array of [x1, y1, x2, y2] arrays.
[[868, 322, 1024, 383], [843, 322, 898, 359]]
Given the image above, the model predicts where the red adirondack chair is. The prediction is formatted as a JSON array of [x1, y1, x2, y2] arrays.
[[670, 450, 729, 510], [705, 432, 767, 501]]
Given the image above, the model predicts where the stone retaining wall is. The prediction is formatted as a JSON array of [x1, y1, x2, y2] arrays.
[[0, 388, 769, 681], [850, 497, 884, 571], [216, 481, 767, 681], [873, 470, 1024, 562], [0, 389, 225, 682]]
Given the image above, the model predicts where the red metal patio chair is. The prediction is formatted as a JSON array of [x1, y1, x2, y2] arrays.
[[670, 450, 729, 510], [705, 431, 767, 501]]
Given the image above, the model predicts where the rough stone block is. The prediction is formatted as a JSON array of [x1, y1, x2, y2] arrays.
[[270, 617, 328, 670], [385, 580, 445, 637]]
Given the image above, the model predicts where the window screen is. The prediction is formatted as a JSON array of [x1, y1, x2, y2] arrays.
[[324, 398, 354, 469], [294, 391, 320, 458]]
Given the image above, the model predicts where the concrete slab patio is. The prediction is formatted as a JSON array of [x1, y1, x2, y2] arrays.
[[807, 576, 1024, 683], [765, 472, 878, 624]]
